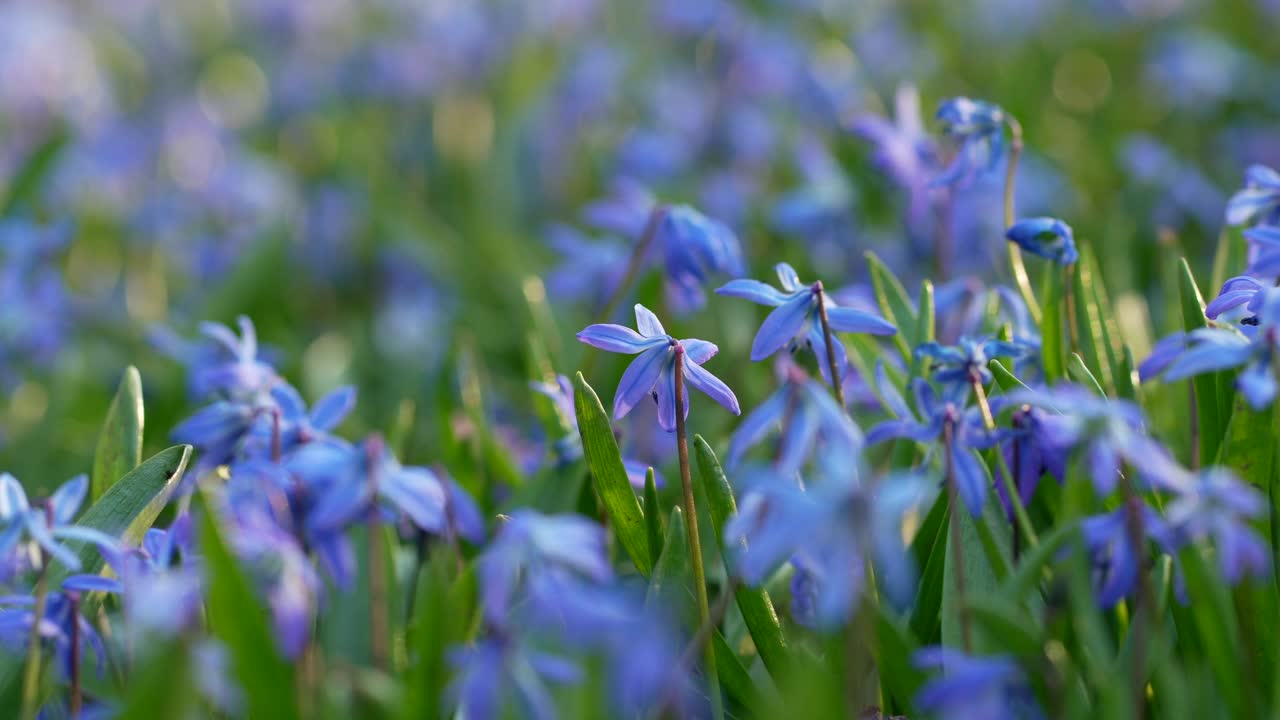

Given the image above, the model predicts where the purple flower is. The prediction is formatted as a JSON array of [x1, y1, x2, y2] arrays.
[[914, 648, 1044, 720], [476, 511, 611, 625], [726, 360, 862, 475], [1207, 276, 1268, 320], [1005, 217, 1079, 265], [993, 405, 1067, 517], [850, 83, 938, 209], [1161, 318, 1275, 410], [1225, 164, 1280, 226], [237, 382, 356, 459], [102, 518, 203, 637], [577, 304, 740, 432], [866, 369, 998, 517], [657, 205, 745, 313], [933, 97, 1008, 188], [542, 225, 629, 305], [1081, 500, 1173, 607], [716, 263, 896, 386], [1244, 225, 1280, 276], [223, 509, 319, 658], [0, 474, 118, 571], [0, 589, 110, 681], [1163, 469, 1269, 583]]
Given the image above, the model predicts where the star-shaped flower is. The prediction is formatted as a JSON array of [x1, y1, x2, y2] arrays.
[[577, 304, 740, 432]]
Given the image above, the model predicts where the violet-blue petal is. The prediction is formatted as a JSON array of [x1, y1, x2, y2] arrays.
[[750, 292, 812, 361], [614, 346, 668, 420], [309, 386, 357, 431], [825, 306, 897, 336], [681, 338, 718, 364], [633, 304, 666, 337], [576, 324, 664, 354], [682, 358, 740, 415], [715, 279, 788, 307], [48, 475, 88, 526]]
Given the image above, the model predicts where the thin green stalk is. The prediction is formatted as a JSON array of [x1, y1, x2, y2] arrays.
[[1119, 478, 1153, 720], [672, 347, 723, 720], [366, 438, 389, 672], [1064, 263, 1080, 358], [970, 378, 1039, 550], [21, 547, 50, 720], [1003, 115, 1041, 323], [943, 419, 973, 654], [813, 281, 846, 408]]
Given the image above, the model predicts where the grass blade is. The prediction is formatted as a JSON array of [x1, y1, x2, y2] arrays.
[[91, 366, 144, 502]]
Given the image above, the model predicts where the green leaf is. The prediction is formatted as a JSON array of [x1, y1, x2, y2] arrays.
[[989, 358, 1032, 394], [1071, 256, 1113, 392], [647, 507, 691, 615], [572, 372, 651, 576], [910, 279, 936, 377], [1040, 264, 1066, 382], [116, 639, 194, 720], [866, 251, 917, 362], [693, 436, 789, 678], [1000, 521, 1078, 602], [197, 495, 300, 720], [909, 498, 949, 644], [1174, 546, 1244, 718], [942, 467, 1013, 652], [875, 607, 925, 715], [48, 445, 191, 588], [643, 467, 666, 571], [965, 595, 1044, 658], [1177, 257, 1226, 463], [1, 129, 67, 215], [1068, 352, 1107, 397], [319, 523, 400, 667], [403, 552, 475, 720], [1211, 225, 1249, 297], [91, 366, 144, 502]]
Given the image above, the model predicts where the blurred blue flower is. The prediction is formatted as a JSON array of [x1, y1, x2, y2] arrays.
[[657, 205, 745, 313], [933, 97, 1007, 188], [0, 218, 74, 388], [1163, 468, 1269, 584], [994, 405, 1067, 517], [1206, 275, 1268, 321], [449, 635, 580, 720], [1244, 225, 1280, 276], [1081, 500, 1173, 607], [578, 304, 740, 432], [1138, 331, 1188, 382], [866, 370, 998, 517], [0, 473, 118, 571], [915, 337, 1030, 391], [477, 510, 611, 625], [1161, 323, 1274, 410], [726, 360, 862, 475], [224, 509, 319, 658], [1005, 217, 1079, 265], [914, 647, 1044, 720], [237, 382, 356, 459], [770, 137, 856, 237], [716, 263, 896, 386], [1226, 165, 1280, 226], [104, 519, 204, 638], [542, 225, 628, 305], [0, 589, 109, 681], [850, 84, 938, 219], [1005, 384, 1172, 495]]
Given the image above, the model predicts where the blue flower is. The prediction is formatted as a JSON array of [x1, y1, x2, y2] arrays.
[[0, 589, 110, 681], [716, 263, 896, 386], [866, 369, 998, 517], [477, 511, 612, 625], [994, 405, 1067, 517], [103, 520, 204, 638], [223, 509, 320, 658], [849, 83, 938, 223], [657, 205, 745, 313], [0, 473, 118, 571], [153, 316, 279, 402], [1243, 225, 1280, 276], [1163, 468, 1269, 583], [1005, 217, 1079, 265], [1206, 275, 1268, 320], [542, 224, 629, 305], [933, 97, 1008, 188], [726, 360, 862, 476], [723, 464, 935, 627], [577, 304, 740, 432], [914, 648, 1044, 720], [448, 635, 580, 720], [1004, 384, 1172, 495], [1081, 500, 1173, 607], [916, 336, 1030, 391], [1157, 291, 1280, 409], [1225, 164, 1280, 226], [238, 382, 356, 459], [1137, 331, 1188, 382]]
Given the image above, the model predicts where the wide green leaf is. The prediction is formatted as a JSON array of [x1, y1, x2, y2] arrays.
[[693, 436, 789, 678], [643, 467, 665, 571], [647, 507, 692, 616], [572, 372, 651, 576], [1071, 257, 1113, 392], [116, 639, 194, 720], [403, 551, 476, 720], [866, 251, 917, 362], [91, 366, 144, 502]]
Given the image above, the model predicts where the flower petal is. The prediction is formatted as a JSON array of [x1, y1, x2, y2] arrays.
[[683, 359, 741, 415], [715, 279, 788, 307], [726, 387, 788, 468], [633, 304, 666, 338], [576, 324, 663, 354], [825, 306, 897, 336], [775, 263, 803, 292], [309, 386, 357, 431], [750, 294, 813, 361], [681, 338, 718, 364], [614, 347, 669, 420]]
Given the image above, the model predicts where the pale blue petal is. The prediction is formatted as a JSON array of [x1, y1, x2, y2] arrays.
[[726, 388, 787, 468], [614, 347, 669, 420], [633, 304, 666, 338], [309, 386, 357, 431], [681, 338, 718, 364], [825, 306, 897, 336], [381, 467, 448, 533], [715, 279, 788, 307], [49, 475, 88, 526], [750, 293, 813, 361], [576, 324, 664, 354], [775, 263, 803, 292], [683, 359, 740, 415]]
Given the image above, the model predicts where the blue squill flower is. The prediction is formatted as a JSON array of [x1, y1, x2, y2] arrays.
[[1081, 500, 1174, 607], [1243, 225, 1280, 276], [0, 474, 118, 571], [577, 304, 740, 432], [1138, 331, 1188, 382], [224, 509, 319, 658], [448, 635, 580, 720], [1005, 217, 1079, 265], [914, 648, 1044, 720], [1163, 468, 1268, 583], [1161, 321, 1275, 410], [1004, 384, 1172, 495], [1225, 164, 1280, 226], [476, 511, 611, 625], [190, 317, 280, 401], [102, 520, 203, 637], [657, 205, 745, 313], [994, 405, 1067, 516], [0, 590, 110, 680], [849, 84, 938, 215], [726, 360, 862, 475], [916, 337, 1030, 390], [716, 263, 896, 386], [866, 369, 998, 517], [543, 225, 629, 305], [933, 98, 1008, 188], [237, 382, 356, 459], [1206, 276, 1268, 320]]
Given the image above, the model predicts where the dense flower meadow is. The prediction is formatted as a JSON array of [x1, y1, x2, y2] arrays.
[[3, 1, 1280, 718]]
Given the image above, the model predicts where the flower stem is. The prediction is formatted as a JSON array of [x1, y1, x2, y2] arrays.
[[970, 376, 1039, 551], [1064, 263, 1080, 357], [365, 438, 389, 672], [673, 346, 724, 720], [69, 594, 82, 718], [597, 206, 666, 328], [1119, 479, 1153, 720], [942, 419, 973, 654], [1003, 115, 1041, 324], [21, 548, 50, 720], [813, 282, 847, 408]]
